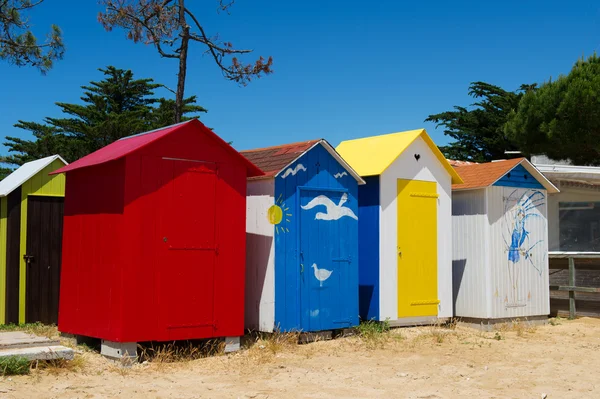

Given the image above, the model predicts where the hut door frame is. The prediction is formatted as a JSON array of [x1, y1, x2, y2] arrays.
[[158, 157, 218, 333], [297, 186, 353, 331], [396, 179, 439, 318], [24, 195, 64, 324]]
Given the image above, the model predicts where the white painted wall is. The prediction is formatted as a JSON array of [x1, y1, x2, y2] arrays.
[[245, 179, 275, 332], [452, 189, 490, 319], [379, 136, 454, 320], [487, 186, 549, 318]]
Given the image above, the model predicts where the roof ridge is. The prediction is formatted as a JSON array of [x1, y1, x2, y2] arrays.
[[51, 119, 263, 177], [339, 129, 424, 144], [240, 139, 321, 153]]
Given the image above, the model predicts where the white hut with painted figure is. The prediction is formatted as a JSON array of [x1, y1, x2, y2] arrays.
[[452, 158, 559, 327]]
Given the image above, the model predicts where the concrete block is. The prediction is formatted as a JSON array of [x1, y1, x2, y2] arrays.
[[0, 332, 59, 350], [101, 340, 137, 359], [0, 345, 74, 361], [224, 336, 240, 353]]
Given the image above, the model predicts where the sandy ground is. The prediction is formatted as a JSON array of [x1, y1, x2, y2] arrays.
[[1, 317, 599, 399]]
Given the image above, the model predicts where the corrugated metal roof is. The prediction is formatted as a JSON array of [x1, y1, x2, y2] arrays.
[[452, 158, 559, 193], [0, 155, 67, 197], [240, 139, 365, 184], [51, 119, 263, 177], [336, 129, 463, 183]]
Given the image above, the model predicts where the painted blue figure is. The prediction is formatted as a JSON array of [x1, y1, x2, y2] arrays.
[[503, 189, 546, 306]]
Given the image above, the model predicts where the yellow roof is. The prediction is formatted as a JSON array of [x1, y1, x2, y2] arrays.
[[336, 129, 463, 183]]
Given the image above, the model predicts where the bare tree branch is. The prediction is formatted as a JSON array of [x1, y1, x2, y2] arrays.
[[98, 0, 273, 121]]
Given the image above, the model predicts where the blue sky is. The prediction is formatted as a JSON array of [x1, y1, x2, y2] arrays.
[[1, 1, 599, 155]]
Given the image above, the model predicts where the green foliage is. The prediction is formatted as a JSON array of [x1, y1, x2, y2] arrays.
[[506, 54, 600, 165], [426, 82, 535, 162], [0, 356, 30, 375], [0, 167, 13, 180], [0, 1, 64, 73], [356, 319, 392, 349], [357, 319, 390, 335], [3, 66, 207, 167]]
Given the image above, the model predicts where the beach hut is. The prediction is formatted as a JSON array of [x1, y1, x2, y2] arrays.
[[451, 158, 559, 326], [336, 129, 462, 325], [0, 155, 67, 325], [241, 140, 365, 332], [53, 120, 262, 357]]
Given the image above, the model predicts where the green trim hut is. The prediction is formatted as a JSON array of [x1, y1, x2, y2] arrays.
[[0, 155, 67, 325]]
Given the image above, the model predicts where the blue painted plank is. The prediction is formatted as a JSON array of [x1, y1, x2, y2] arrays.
[[357, 176, 380, 321], [493, 164, 544, 189], [274, 143, 359, 332]]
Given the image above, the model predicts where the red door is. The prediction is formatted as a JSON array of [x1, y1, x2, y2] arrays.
[[157, 158, 218, 337]]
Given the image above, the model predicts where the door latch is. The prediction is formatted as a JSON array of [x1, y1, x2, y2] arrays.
[[23, 255, 34, 265]]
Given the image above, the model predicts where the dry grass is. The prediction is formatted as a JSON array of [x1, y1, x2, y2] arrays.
[[32, 353, 88, 375], [138, 339, 225, 365], [242, 331, 300, 365], [494, 319, 538, 337], [549, 316, 563, 326], [424, 319, 459, 344]]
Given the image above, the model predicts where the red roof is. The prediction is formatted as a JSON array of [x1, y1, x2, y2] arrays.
[[240, 140, 320, 178], [51, 119, 263, 177], [452, 158, 524, 190]]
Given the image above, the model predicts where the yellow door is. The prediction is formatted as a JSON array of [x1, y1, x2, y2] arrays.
[[397, 179, 439, 317]]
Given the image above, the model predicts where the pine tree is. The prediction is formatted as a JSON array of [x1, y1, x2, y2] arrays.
[[2, 66, 206, 168], [506, 54, 600, 165], [0, 0, 64, 73], [426, 82, 535, 162]]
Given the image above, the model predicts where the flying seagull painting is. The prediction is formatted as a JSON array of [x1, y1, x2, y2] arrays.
[[301, 192, 358, 221]]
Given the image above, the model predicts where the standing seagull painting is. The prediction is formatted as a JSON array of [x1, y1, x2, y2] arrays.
[[312, 263, 333, 287], [301, 192, 358, 221]]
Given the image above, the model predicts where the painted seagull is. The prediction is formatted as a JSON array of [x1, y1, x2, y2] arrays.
[[311, 263, 333, 287], [301, 192, 358, 221]]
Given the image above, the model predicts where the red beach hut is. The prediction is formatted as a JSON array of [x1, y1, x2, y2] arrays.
[[52, 120, 263, 358]]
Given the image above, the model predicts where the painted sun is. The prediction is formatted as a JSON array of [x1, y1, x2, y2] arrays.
[[268, 194, 292, 234]]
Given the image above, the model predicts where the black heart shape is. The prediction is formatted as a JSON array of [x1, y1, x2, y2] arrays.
[[414, 153, 421, 161]]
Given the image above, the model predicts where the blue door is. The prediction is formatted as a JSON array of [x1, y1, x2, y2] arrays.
[[298, 187, 358, 331]]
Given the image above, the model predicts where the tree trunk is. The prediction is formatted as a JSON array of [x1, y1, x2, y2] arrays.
[[175, 0, 189, 124]]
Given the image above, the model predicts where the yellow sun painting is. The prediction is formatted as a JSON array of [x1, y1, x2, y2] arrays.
[[268, 194, 292, 234]]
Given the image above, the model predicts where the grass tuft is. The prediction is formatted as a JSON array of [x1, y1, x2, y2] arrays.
[[32, 354, 87, 375], [356, 319, 391, 349], [549, 317, 562, 326], [0, 356, 30, 376], [243, 331, 300, 365]]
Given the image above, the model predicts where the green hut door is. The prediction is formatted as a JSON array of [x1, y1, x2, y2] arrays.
[[24, 196, 64, 324]]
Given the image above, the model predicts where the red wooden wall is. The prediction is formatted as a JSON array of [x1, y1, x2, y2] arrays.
[[59, 124, 248, 342]]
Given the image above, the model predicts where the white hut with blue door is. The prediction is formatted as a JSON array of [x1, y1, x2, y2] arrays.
[[452, 158, 559, 326], [242, 140, 365, 332]]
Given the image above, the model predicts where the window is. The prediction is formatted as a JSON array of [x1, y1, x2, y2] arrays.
[[559, 202, 600, 251]]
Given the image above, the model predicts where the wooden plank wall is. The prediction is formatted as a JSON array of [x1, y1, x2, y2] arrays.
[[549, 258, 600, 317]]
